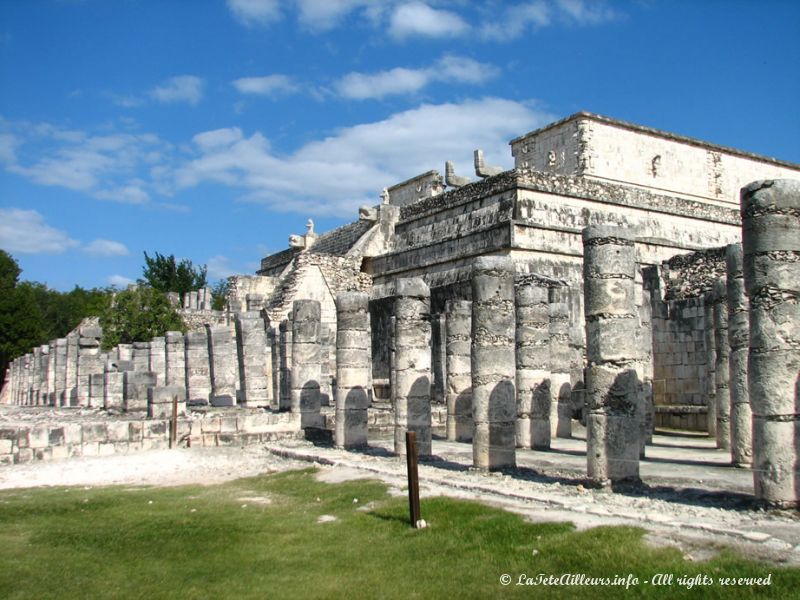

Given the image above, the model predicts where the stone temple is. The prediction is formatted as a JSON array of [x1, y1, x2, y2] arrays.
[[3, 112, 800, 508]]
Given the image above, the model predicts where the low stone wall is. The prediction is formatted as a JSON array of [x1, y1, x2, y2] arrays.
[[0, 408, 302, 465], [322, 404, 447, 435], [653, 405, 708, 432]]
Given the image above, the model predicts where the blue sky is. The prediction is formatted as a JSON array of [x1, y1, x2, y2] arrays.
[[1, 0, 798, 291]]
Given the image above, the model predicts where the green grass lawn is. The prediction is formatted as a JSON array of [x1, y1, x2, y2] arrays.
[[0, 468, 795, 599]]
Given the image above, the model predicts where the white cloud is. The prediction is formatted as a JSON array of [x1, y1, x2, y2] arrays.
[[227, 0, 282, 27], [389, 2, 469, 40], [149, 75, 204, 105], [0, 208, 79, 254], [193, 128, 246, 150], [336, 67, 430, 100], [296, 0, 377, 31], [232, 75, 299, 98], [481, 0, 617, 41], [207, 255, 237, 279], [0, 133, 18, 163], [108, 274, 135, 288], [1, 122, 167, 203], [556, 0, 618, 25], [336, 55, 499, 100], [175, 97, 552, 217], [84, 239, 130, 257]]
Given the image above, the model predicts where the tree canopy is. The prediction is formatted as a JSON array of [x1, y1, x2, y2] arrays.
[[99, 285, 186, 350], [0, 250, 113, 381], [139, 252, 207, 300], [211, 278, 230, 311]]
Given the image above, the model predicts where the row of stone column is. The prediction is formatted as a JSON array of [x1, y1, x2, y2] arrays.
[[5, 317, 274, 410], [446, 283, 575, 452], [695, 180, 798, 506]]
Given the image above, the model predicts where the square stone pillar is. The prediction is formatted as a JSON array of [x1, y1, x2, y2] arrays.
[[132, 341, 150, 373], [104, 359, 130, 411], [77, 330, 103, 407], [185, 330, 211, 406], [291, 300, 323, 429], [165, 331, 186, 388], [148, 337, 167, 386], [207, 325, 237, 407], [235, 312, 271, 407], [31, 347, 41, 406], [334, 292, 371, 449]]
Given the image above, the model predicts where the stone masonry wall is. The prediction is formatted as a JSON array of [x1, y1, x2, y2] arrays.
[[0, 409, 302, 465]]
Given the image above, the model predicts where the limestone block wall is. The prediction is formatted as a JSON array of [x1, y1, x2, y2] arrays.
[[649, 296, 707, 408], [0, 410, 302, 465], [227, 275, 276, 313], [510, 113, 800, 208]]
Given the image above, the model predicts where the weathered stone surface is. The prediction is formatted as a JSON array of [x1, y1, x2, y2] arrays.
[[147, 385, 187, 419], [703, 299, 718, 438], [335, 292, 370, 449], [471, 257, 516, 470], [148, 337, 166, 386], [549, 286, 572, 439], [291, 300, 323, 428], [726, 243, 753, 467], [235, 312, 271, 407], [752, 417, 799, 509], [279, 320, 293, 411], [446, 299, 472, 442], [123, 371, 157, 412], [165, 331, 186, 388], [394, 278, 432, 458], [583, 225, 641, 484], [712, 278, 731, 451], [184, 330, 211, 405], [742, 179, 800, 508], [207, 325, 237, 407], [586, 411, 644, 482]]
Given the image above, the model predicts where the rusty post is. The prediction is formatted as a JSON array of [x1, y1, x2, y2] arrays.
[[405, 431, 421, 527]]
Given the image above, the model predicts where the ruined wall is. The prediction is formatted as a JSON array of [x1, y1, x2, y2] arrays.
[[228, 275, 276, 312]]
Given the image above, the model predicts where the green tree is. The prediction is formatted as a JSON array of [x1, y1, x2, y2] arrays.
[[139, 252, 207, 300], [0, 249, 21, 291], [41, 286, 113, 340], [211, 278, 231, 311], [99, 286, 186, 350], [0, 251, 46, 381]]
